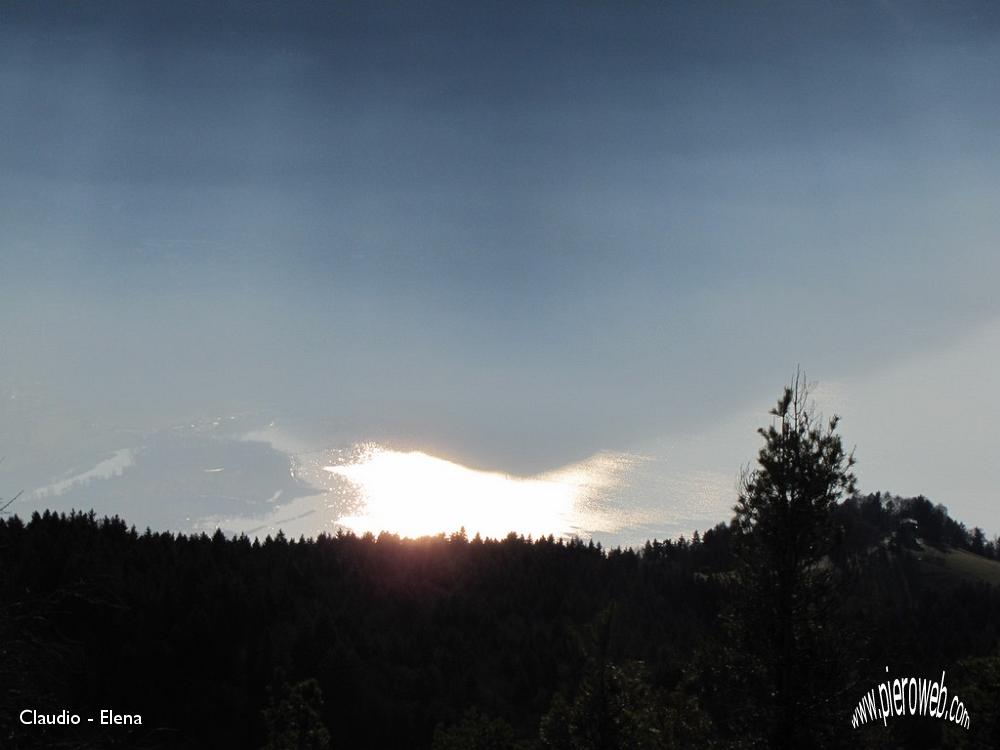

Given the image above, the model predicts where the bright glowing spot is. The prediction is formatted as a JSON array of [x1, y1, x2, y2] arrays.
[[325, 446, 582, 539]]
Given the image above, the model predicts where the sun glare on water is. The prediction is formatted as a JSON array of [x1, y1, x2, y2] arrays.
[[324, 447, 580, 539]]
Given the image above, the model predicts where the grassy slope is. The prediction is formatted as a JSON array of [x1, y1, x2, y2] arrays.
[[912, 542, 1000, 587]]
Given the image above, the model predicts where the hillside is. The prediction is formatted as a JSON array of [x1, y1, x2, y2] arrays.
[[913, 542, 1000, 588], [2, 493, 999, 749]]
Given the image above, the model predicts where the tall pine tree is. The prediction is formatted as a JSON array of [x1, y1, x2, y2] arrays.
[[731, 373, 856, 749]]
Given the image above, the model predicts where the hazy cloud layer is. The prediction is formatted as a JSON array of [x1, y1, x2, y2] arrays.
[[2, 1, 998, 532]]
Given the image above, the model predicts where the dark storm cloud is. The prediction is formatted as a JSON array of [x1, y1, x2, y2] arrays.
[[4, 0, 996, 186]]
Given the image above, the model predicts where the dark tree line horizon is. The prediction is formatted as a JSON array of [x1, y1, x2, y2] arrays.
[[3, 382, 1000, 749]]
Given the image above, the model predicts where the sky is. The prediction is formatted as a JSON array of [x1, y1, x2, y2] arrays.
[[1, 1, 999, 541]]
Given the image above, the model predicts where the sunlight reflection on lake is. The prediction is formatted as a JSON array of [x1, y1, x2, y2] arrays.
[[185, 425, 739, 547], [324, 444, 628, 540]]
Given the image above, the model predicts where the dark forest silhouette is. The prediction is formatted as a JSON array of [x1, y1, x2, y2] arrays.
[[3, 383, 1000, 749]]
